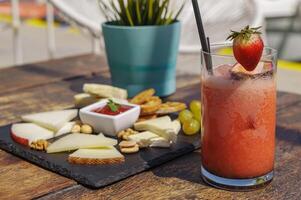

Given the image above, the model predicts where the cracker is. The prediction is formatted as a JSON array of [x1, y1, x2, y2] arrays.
[[137, 114, 157, 122], [156, 102, 187, 115], [140, 96, 162, 115], [120, 144, 139, 154], [130, 88, 155, 105], [119, 140, 137, 148]]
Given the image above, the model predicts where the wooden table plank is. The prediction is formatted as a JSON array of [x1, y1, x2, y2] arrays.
[[0, 54, 106, 95], [0, 150, 76, 200]]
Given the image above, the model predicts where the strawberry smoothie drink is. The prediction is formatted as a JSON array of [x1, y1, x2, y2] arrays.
[[200, 32, 277, 190]]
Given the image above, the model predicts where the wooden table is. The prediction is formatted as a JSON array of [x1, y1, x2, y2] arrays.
[[1, 54, 301, 200]]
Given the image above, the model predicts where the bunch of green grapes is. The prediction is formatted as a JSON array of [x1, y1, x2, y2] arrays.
[[178, 100, 202, 135]]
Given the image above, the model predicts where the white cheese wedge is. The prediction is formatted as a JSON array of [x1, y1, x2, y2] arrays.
[[83, 84, 127, 99], [74, 93, 100, 108], [128, 131, 159, 147], [21, 109, 78, 131], [134, 116, 177, 143], [150, 137, 171, 148], [97, 133, 105, 137], [55, 122, 76, 137], [46, 133, 117, 153], [11, 123, 54, 145], [171, 120, 181, 135], [68, 147, 124, 164]]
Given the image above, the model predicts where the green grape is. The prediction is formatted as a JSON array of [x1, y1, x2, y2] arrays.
[[178, 109, 193, 124], [183, 119, 200, 135], [189, 100, 201, 114], [193, 111, 202, 123]]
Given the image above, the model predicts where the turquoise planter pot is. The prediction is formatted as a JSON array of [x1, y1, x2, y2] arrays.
[[102, 22, 181, 97]]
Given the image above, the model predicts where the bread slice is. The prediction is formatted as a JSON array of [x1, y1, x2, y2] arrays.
[[83, 84, 127, 99], [74, 93, 100, 108], [68, 147, 125, 165]]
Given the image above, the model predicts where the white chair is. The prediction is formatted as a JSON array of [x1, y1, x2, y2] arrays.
[[259, 0, 301, 57], [46, 0, 264, 55], [259, 0, 299, 18]]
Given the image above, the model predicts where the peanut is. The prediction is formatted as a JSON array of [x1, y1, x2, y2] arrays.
[[80, 124, 93, 134]]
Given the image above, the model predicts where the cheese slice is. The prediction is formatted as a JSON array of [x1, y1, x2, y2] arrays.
[[171, 120, 181, 135], [150, 137, 171, 148], [68, 147, 125, 165], [97, 133, 105, 137], [134, 116, 177, 142], [74, 93, 100, 108], [83, 84, 127, 99], [55, 122, 76, 137], [128, 131, 159, 147], [21, 109, 78, 131], [47, 133, 117, 153]]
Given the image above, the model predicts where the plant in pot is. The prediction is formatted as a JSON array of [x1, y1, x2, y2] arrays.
[[99, 0, 185, 97]]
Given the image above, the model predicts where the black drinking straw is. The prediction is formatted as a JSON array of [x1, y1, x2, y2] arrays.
[[207, 37, 211, 53], [191, 0, 213, 74]]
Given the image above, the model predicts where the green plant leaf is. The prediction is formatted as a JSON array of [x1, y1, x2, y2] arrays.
[[107, 99, 120, 112], [135, 0, 142, 25], [98, 0, 182, 26], [98, 0, 110, 21], [155, 0, 169, 25], [109, 0, 124, 24], [174, 2, 185, 20], [125, 6, 134, 26], [164, 12, 173, 25], [148, 0, 154, 24], [128, 0, 135, 24]]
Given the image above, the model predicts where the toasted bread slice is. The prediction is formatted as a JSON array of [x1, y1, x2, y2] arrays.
[[68, 147, 124, 165], [83, 84, 127, 99]]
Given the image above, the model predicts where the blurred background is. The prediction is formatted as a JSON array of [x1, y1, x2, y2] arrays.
[[1, 0, 301, 92]]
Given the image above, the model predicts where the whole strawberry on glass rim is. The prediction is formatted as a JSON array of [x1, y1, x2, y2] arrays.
[[227, 25, 264, 71]]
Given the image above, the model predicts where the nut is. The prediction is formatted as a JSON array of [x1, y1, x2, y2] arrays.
[[117, 128, 138, 140], [119, 140, 137, 148], [81, 124, 93, 134], [120, 144, 139, 154], [74, 120, 83, 125], [71, 124, 81, 133], [30, 139, 49, 151]]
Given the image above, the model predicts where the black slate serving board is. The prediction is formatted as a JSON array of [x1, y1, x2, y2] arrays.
[[0, 124, 200, 189]]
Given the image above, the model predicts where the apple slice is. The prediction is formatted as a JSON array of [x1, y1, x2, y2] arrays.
[[11, 123, 54, 146], [231, 61, 273, 76], [21, 109, 78, 131]]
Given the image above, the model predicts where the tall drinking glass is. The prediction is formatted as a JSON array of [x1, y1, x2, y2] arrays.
[[200, 44, 277, 190]]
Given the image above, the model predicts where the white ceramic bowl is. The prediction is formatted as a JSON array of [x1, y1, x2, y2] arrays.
[[79, 99, 140, 137]]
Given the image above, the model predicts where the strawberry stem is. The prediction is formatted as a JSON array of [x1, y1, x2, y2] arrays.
[[227, 25, 262, 41]]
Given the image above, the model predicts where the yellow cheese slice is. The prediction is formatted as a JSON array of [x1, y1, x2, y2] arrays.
[[47, 133, 117, 153]]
